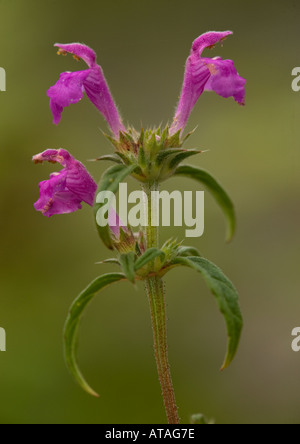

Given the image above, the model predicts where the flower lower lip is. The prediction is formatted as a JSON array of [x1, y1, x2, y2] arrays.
[[33, 149, 97, 217]]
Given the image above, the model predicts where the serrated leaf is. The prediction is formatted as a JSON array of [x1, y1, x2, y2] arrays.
[[170, 256, 243, 369], [174, 165, 236, 242], [64, 273, 125, 397], [134, 248, 166, 271], [119, 252, 136, 283], [94, 164, 137, 249]]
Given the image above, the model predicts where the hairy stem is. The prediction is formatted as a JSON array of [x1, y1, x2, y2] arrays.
[[143, 182, 180, 424]]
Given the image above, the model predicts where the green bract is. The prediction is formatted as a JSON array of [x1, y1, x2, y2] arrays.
[[101, 126, 199, 183]]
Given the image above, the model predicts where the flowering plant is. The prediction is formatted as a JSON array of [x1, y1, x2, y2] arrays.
[[33, 31, 245, 424]]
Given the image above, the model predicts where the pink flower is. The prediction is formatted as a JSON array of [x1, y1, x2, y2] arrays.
[[108, 208, 135, 253], [108, 207, 127, 238], [47, 43, 126, 138], [170, 31, 246, 135], [33, 149, 97, 217]]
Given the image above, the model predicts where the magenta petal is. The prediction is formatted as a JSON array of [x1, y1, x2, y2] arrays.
[[49, 100, 63, 126], [83, 66, 126, 138], [170, 31, 246, 135], [55, 43, 97, 68], [33, 149, 97, 217], [48, 43, 126, 137], [192, 31, 233, 54], [47, 71, 90, 125], [203, 57, 246, 105], [34, 171, 82, 217], [108, 207, 127, 238], [170, 59, 211, 135], [65, 159, 97, 206]]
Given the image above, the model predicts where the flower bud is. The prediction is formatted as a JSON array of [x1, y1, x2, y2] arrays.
[[108, 208, 136, 254]]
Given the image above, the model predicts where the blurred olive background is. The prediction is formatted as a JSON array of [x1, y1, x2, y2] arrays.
[[0, 0, 299, 424]]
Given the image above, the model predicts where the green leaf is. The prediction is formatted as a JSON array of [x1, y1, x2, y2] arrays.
[[94, 164, 137, 249], [138, 146, 147, 168], [64, 273, 125, 397], [122, 131, 135, 144], [182, 127, 197, 143], [138, 128, 145, 147], [170, 256, 243, 369], [147, 132, 157, 152], [165, 129, 182, 148], [96, 258, 121, 266], [160, 126, 169, 145], [103, 133, 119, 150], [119, 131, 132, 149], [134, 248, 166, 271], [94, 154, 123, 164], [156, 148, 201, 167], [115, 152, 130, 164], [119, 252, 136, 283], [135, 241, 143, 256], [174, 165, 236, 242], [177, 246, 202, 258], [168, 149, 202, 170], [156, 148, 186, 166]]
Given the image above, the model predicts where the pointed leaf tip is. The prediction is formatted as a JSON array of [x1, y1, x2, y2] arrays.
[[174, 165, 236, 241], [64, 273, 125, 396], [169, 256, 243, 368]]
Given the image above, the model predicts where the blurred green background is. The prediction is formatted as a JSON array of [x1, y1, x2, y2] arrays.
[[0, 0, 300, 424]]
